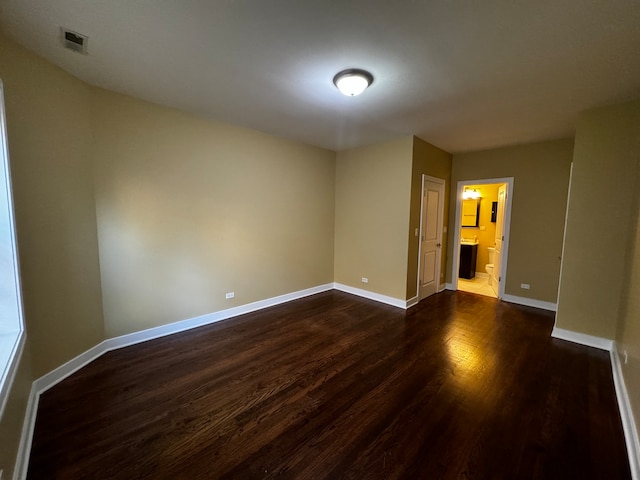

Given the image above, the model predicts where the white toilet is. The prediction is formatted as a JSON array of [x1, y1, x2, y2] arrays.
[[486, 247, 495, 286]]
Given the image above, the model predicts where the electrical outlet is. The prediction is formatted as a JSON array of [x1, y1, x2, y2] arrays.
[[624, 350, 628, 365], [225, 292, 235, 299], [520, 283, 530, 290], [361, 277, 369, 284]]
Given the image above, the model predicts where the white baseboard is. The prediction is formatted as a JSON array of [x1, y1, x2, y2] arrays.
[[12, 284, 636, 479], [474, 272, 489, 278], [438, 284, 447, 293], [433, 285, 557, 313], [501, 293, 557, 312], [104, 283, 334, 353], [31, 283, 334, 396], [405, 296, 419, 308], [13, 385, 38, 480], [32, 339, 111, 397], [551, 327, 614, 351], [611, 344, 640, 480], [12, 283, 333, 480], [333, 283, 406, 309]]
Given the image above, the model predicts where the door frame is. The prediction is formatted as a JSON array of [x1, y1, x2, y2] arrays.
[[451, 177, 514, 299], [416, 174, 445, 300]]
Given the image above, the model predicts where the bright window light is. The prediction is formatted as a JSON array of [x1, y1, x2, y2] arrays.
[[0, 79, 26, 419]]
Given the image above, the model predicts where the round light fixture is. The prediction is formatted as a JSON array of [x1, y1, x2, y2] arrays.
[[333, 69, 374, 96]]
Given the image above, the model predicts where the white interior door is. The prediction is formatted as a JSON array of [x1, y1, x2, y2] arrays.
[[492, 183, 507, 295], [419, 177, 444, 300]]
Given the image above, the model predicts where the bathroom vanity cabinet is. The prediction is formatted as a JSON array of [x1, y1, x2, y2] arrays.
[[459, 244, 478, 279]]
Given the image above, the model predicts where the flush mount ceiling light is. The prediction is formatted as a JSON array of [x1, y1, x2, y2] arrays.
[[333, 69, 374, 96]]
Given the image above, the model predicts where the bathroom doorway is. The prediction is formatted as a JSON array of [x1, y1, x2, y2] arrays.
[[452, 178, 514, 299]]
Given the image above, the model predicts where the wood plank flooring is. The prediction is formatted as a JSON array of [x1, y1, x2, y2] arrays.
[[27, 290, 631, 479]]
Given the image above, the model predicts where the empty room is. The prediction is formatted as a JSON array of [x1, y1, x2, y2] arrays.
[[0, 1, 639, 479]]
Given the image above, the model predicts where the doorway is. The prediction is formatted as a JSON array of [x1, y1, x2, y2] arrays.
[[452, 178, 514, 299], [417, 175, 445, 301]]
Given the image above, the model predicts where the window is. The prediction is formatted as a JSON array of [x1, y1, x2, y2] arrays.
[[0, 80, 26, 418]]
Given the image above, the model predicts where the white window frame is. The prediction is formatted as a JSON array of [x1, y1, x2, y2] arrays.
[[0, 79, 26, 419]]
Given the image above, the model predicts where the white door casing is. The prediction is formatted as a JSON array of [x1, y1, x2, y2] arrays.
[[492, 183, 507, 295], [452, 177, 514, 300], [418, 176, 444, 300]]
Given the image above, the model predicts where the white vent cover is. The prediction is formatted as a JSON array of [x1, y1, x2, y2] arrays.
[[60, 28, 88, 54]]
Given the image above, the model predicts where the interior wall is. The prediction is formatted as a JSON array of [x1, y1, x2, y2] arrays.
[[0, 34, 106, 477], [334, 137, 413, 300], [0, 34, 104, 375], [557, 100, 640, 339], [616, 160, 640, 440], [449, 139, 573, 303], [91, 88, 336, 337], [406, 136, 452, 299]]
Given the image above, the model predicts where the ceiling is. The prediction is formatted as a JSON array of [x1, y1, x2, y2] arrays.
[[1, 0, 639, 153]]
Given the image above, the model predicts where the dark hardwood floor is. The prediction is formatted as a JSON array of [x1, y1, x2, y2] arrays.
[[27, 290, 630, 479]]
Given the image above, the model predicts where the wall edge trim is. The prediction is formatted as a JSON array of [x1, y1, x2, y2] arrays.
[[104, 283, 334, 352], [12, 383, 38, 480], [502, 293, 557, 312], [550, 327, 614, 351], [12, 283, 334, 479], [333, 283, 406, 309], [611, 343, 640, 480], [405, 296, 419, 308], [14, 287, 627, 478]]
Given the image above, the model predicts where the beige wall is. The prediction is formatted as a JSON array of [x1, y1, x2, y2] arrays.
[[91, 89, 336, 337], [406, 137, 452, 299], [557, 101, 640, 339], [616, 169, 640, 439], [0, 35, 104, 375], [449, 139, 573, 303], [334, 137, 413, 300], [459, 184, 499, 270], [0, 34, 105, 476], [556, 99, 640, 436]]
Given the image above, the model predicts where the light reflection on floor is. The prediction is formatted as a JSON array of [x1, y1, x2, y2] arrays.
[[445, 321, 496, 400]]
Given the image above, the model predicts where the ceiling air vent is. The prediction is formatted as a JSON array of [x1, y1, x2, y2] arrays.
[[60, 28, 88, 54]]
